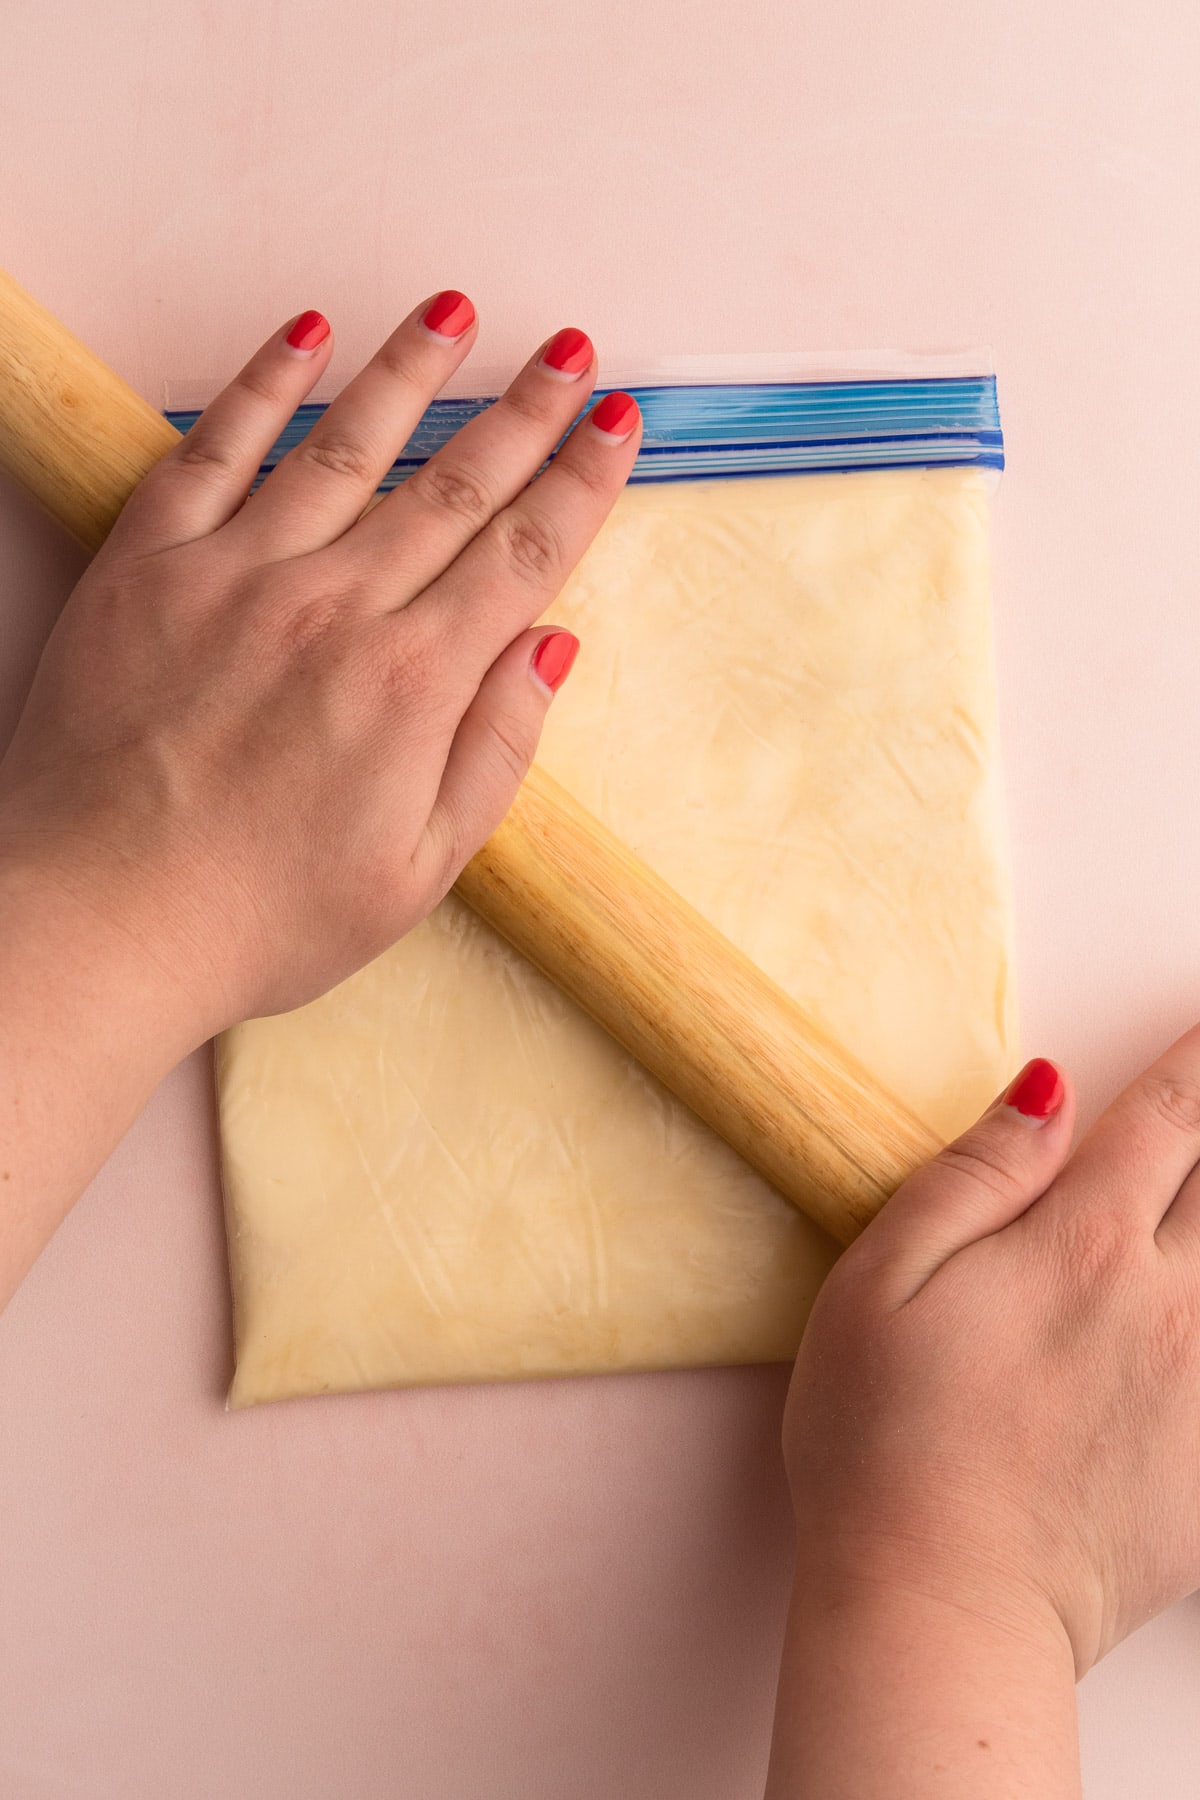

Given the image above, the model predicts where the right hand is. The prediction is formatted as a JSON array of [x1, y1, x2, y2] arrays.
[[0, 294, 641, 1041], [783, 1033, 1200, 1678]]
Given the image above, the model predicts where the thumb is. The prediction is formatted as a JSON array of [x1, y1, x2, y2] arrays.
[[858, 1059, 1076, 1298], [417, 626, 579, 897]]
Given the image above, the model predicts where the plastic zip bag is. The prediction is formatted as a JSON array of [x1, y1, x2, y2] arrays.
[[195, 356, 1015, 1407], [167, 350, 1002, 488]]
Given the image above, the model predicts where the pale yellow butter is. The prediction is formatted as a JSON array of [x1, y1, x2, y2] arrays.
[[217, 466, 1016, 1407]]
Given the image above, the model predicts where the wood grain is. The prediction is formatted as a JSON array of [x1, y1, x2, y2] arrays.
[[0, 265, 942, 1243], [459, 769, 940, 1243], [0, 268, 179, 554]]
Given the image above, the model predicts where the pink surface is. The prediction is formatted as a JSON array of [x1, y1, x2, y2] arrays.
[[3, 1, 1200, 1793]]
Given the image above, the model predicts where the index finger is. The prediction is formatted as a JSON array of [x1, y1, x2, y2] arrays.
[[338, 325, 603, 593], [106, 309, 335, 557], [1044, 1022, 1200, 1235], [405, 389, 643, 693]]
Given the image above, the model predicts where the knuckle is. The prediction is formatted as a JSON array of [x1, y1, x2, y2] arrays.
[[276, 594, 344, 658], [232, 365, 285, 408], [388, 621, 439, 695], [173, 431, 239, 476], [295, 432, 379, 485], [553, 448, 613, 501], [480, 708, 536, 785], [1140, 1073, 1200, 1136], [407, 459, 494, 530], [1148, 1291, 1200, 1384], [373, 341, 426, 392], [1052, 1205, 1134, 1291], [361, 621, 450, 719], [501, 382, 557, 430], [492, 509, 563, 585], [935, 1132, 1027, 1203]]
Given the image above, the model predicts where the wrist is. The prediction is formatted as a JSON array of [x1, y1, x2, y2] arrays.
[[0, 831, 221, 1064], [791, 1547, 1073, 1671], [767, 1557, 1080, 1800], [791, 1519, 1072, 1656], [789, 1483, 1096, 1678], [0, 835, 214, 1310]]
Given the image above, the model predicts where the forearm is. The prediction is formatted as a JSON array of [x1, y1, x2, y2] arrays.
[[0, 854, 200, 1309], [765, 1563, 1081, 1799]]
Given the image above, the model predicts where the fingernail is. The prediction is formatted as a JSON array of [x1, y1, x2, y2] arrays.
[[590, 391, 640, 442], [285, 310, 331, 353], [1004, 1058, 1065, 1123], [421, 289, 476, 340], [531, 631, 580, 694], [540, 327, 593, 381]]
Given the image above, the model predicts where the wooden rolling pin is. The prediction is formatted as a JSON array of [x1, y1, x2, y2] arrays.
[[0, 265, 941, 1244]]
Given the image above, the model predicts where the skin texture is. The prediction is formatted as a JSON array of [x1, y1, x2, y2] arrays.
[[0, 297, 640, 1303], [2, 296, 1199, 1796], [768, 1047, 1200, 1796]]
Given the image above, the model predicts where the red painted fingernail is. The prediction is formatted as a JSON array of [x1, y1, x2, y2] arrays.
[[285, 310, 330, 352], [590, 391, 640, 440], [1004, 1058, 1065, 1120], [531, 631, 580, 693], [421, 289, 476, 339], [540, 327, 593, 379]]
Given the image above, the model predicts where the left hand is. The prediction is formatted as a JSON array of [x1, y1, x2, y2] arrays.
[[0, 294, 641, 1043]]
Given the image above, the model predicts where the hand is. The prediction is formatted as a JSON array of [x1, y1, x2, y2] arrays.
[[784, 1037, 1200, 1677], [0, 294, 641, 1043]]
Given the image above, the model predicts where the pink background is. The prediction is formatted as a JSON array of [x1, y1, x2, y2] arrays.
[[3, 0, 1200, 1792]]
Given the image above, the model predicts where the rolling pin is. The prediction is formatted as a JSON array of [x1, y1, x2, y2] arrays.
[[0, 265, 941, 1244]]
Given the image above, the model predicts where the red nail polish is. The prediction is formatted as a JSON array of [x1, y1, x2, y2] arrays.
[[285, 310, 330, 351], [1004, 1058, 1064, 1120], [590, 391, 639, 438], [422, 290, 476, 338], [541, 327, 593, 377], [531, 631, 580, 693]]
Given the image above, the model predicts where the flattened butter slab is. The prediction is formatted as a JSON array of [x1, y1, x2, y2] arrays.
[[217, 468, 1015, 1406]]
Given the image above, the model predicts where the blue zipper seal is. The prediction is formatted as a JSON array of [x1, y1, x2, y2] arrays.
[[165, 375, 1003, 490]]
